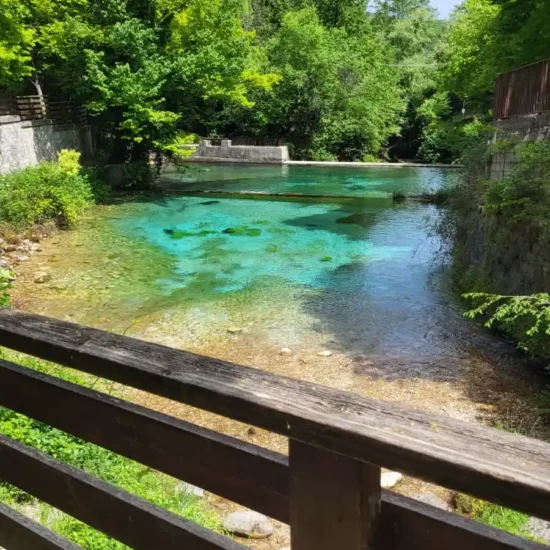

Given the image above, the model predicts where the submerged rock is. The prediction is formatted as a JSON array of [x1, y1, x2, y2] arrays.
[[34, 272, 52, 284], [223, 511, 274, 539], [223, 226, 262, 237], [317, 350, 332, 357], [200, 200, 221, 205], [280, 347, 292, 355], [228, 327, 243, 334]]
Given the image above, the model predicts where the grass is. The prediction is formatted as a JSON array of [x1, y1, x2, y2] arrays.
[[0, 347, 222, 548]]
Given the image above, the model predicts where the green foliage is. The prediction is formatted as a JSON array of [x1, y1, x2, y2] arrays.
[[0, 347, 221, 547], [454, 494, 530, 538], [0, 268, 13, 307], [0, 149, 93, 227], [0, 0, 34, 85], [465, 293, 550, 358]]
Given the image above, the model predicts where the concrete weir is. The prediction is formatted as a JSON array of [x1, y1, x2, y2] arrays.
[[194, 139, 289, 163]]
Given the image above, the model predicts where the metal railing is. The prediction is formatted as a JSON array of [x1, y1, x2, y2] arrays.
[[0, 308, 548, 550], [494, 58, 550, 119]]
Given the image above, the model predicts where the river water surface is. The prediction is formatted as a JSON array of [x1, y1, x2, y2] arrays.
[[13, 164, 545, 446]]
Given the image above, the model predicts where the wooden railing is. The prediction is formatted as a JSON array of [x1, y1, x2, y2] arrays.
[[15, 96, 87, 125], [494, 58, 550, 119], [0, 308, 548, 549]]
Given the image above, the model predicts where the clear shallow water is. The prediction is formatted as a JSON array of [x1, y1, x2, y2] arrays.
[[17, 164, 526, 385], [159, 163, 452, 198]]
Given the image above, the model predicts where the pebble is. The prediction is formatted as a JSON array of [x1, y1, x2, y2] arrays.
[[228, 327, 243, 334], [317, 350, 332, 357], [280, 347, 292, 355], [381, 471, 402, 488], [34, 272, 52, 284], [223, 511, 274, 539]]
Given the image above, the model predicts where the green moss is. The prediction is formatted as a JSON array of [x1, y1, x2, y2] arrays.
[[222, 226, 262, 237], [168, 229, 217, 239], [266, 244, 280, 253], [320, 256, 332, 262]]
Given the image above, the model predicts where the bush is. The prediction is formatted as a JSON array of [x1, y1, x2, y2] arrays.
[[0, 150, 93, 228]]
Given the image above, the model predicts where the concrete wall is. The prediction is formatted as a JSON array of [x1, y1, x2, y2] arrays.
[[194, 139, 289, 163], [0, 115, 93, 174], [489, 112, 550, 180]]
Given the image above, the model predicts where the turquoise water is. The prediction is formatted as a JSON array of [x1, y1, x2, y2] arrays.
[[159, 163, 452, 197], [22, 164, 521, 383]]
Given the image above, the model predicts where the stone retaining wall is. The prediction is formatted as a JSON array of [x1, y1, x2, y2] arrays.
[[0, 115, 93, 174], [194, 140, 289, 163]]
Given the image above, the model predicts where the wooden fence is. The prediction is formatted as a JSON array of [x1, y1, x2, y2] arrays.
[[0, 94, 86, 125], [0, 308, 548, 549], [494, 58, 550, 119]]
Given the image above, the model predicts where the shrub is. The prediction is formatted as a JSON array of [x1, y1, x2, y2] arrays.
[[0, 150, 93, 228]]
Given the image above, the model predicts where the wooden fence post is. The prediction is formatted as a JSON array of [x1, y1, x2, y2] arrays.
[[289, 439, 381, 550]]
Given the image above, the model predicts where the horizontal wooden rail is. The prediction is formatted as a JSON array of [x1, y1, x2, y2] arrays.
[[0, 358, 288, 522], [0, 502, 80, 550], [1, 309, 550, 523], [0, 356, 544, 550], [0, 435, 245, 550]]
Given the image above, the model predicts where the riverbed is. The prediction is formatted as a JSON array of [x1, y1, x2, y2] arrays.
[[11, 163, 547, 547]]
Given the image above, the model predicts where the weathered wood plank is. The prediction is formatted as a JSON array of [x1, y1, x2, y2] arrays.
[[1, 309, 550, 521], [289, 440, 381, 549], [0, 359, 543, 550], [0, 502, 81, 550], [0, 358, 288, 523], [0, 435, 245, 550], [380, 492, 547, 550]]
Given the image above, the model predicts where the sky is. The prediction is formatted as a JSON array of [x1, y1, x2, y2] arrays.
[[431, 0, 461, 17]]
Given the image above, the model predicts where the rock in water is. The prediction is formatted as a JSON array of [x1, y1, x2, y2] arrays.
[[317, 350, 332, 357], [381, 471, 402, 488], [34, 272, 52, 284], [227, 327, 242, 334], [280, 347, 292, 355], [223, 511, 274, 539]]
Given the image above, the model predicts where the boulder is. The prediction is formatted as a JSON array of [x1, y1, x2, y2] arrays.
[[223, 511, 274, 539]]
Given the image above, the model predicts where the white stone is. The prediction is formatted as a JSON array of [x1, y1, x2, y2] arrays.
[[280, 347, 292, 355], [526, 517, 550, 544], [176, 482, 205, 498], [15, 255, 29, 262], [223, 511, 274, 539], [317, 350, 332, 357], [381, 471, 402, 488]]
